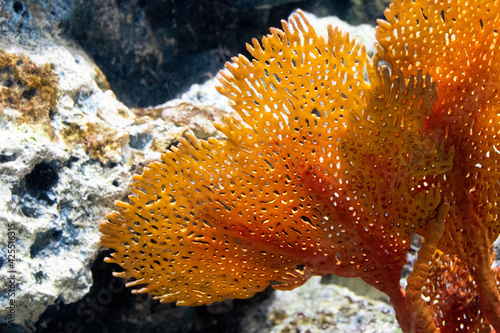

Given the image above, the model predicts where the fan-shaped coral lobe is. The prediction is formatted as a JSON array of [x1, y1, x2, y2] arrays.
[[100, 8, 453, 311], [377, 0, 500, 329]]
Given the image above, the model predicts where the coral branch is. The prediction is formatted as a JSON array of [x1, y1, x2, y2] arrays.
[[472, 230, 500, 331], [405, 201, 448, 332]]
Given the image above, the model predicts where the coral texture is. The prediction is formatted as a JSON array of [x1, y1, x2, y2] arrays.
[[377, 0, 500, 329], [100, 0, 500, 331], [422, 250, 500, 332]]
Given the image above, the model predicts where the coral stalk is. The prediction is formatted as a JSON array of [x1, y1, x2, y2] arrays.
[[405, 202, 448, 332], [471, 228, 500, 330]]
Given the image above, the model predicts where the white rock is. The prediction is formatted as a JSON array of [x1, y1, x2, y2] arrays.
[[0, 34, 197, 328]]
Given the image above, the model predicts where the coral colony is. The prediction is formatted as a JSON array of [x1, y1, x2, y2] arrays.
[[100, 0, 500, 331]]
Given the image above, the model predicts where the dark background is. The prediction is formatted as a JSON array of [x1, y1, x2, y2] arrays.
[[5, 0, 390, 108], [58, 0, 390, 107]]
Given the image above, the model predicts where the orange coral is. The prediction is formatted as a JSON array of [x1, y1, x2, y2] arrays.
[[377, 0, 500, 328], [100, 0, 500, 332]]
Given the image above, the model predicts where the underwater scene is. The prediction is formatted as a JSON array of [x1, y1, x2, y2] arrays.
[[1, 0, 500, 332]]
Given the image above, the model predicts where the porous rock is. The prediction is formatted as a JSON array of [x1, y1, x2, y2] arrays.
[[0, 39, 128, 328], [0, 19, 225, 332]]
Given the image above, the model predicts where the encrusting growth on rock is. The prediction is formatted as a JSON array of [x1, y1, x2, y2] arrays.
[[0, 51, 58, 138], [100, 0, 500, 331]]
